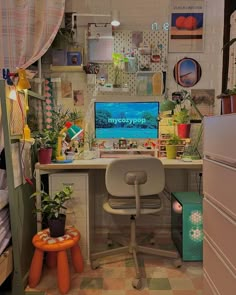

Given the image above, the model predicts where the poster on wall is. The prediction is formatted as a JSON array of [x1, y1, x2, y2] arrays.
[[190, 89, 215, 121], [169, 0, 205, 52]]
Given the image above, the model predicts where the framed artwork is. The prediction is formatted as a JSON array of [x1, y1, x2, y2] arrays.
[[169, 0, 205, 52], [173, 57, 202, 87], [136, 72, 164, 96], [190, 89, 215, 122]]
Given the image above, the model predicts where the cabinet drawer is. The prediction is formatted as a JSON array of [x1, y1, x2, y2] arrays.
[[0, 246, 13, 285], [203, 159, 236, 220], [203, 237, 236, 294], [203, 273, 217, 295], [49, 173, 88, 192], [204, 198, 236, 271], [204, 115, 236, 162]]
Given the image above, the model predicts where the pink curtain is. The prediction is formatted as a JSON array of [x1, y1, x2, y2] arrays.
[[0, 0, 65, 72]]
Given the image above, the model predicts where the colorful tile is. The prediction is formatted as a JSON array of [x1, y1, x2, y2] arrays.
[[147, 278, 171, 290], [169, 278, 194, 290], [80, 278, 103, 289]]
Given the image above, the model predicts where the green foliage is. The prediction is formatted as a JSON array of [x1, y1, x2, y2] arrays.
[[167, 134, 181, 145], [222, 37, 236, 52], [112, 53, 129, 86], [30, 186, 73, 220], [173, 107, 190, 124], [34, 106, 83, 159], [229, 85, 236, 95]]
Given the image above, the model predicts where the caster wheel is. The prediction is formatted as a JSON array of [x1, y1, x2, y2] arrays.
[[91, 260, 100, 270], [150, 238, 155, 245], [107, 239, 113, 247], [132, 278, 142, 290], [173, 258, 182, 268]]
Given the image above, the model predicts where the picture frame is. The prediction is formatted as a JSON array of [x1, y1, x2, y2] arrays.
[[173, 57, 202, 88], [169, 0, 205, 53], [136, 72, 164, 96]]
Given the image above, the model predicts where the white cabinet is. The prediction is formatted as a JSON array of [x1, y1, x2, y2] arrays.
[[49, 172, 94, 263], [203, 114, 236, 294]]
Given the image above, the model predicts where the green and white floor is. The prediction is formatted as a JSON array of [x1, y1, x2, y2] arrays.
[[26, 237, 203, 295]]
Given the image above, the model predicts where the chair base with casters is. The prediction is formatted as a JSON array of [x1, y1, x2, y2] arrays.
[[90, 157, 181, 290]]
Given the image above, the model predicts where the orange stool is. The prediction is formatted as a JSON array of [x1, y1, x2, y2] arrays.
[[29, 225, 84, 294]]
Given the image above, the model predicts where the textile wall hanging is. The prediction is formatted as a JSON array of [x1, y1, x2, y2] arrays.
[[0, 0, 65, 72]]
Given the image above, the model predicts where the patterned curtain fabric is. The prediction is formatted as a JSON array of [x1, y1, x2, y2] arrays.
[[0, 0, 65, 72]]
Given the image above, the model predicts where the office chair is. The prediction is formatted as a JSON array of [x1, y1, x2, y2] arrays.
[[90, 157, 181, 290]]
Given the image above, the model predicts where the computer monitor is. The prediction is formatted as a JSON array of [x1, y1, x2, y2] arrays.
[[94, 101, 159, 139]]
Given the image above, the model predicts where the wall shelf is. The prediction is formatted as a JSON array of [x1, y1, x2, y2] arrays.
[[97, 86, 130, 93], [50, 65, 83, 72]]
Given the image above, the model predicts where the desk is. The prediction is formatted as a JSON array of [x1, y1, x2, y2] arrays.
[[35, 158, 203, 260]]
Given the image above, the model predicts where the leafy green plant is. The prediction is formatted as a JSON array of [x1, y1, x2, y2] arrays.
[[222, 37, 236, 52], [33, 106, 83, 160], [167, 134, 181, 145], [30, 186, 73, 220], [229, 85, 236, 95], [173, 107, 190, 124], [112, 53, 129, 86]]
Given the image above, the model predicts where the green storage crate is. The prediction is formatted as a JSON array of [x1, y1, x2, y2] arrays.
[[171, 192, 203, 261]]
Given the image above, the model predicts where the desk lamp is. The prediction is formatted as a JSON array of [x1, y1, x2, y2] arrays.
[[160, 90, 204, 159], [56, 122, 83, 162]]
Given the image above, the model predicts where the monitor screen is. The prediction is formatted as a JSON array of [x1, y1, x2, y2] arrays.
[[94, 101, 159, 139]]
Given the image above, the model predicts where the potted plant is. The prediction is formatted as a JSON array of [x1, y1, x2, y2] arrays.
[[30, 186, 73, 237], [217, 89, 231, 114], [165, 134, 181, 159], [34, 132, 53, 164], [34, 106, 83, 162], [112, 53, 129, 87], [173, 106, 191, 138]]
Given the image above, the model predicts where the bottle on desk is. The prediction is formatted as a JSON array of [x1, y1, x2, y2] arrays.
[[23, 124, 31, 140]]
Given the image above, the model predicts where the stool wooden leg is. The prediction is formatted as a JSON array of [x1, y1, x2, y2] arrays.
[[46, 251, 57, 268], [29, 248, 44, 288], [71, 244, 84, 273], [57, 250, 70, 294]]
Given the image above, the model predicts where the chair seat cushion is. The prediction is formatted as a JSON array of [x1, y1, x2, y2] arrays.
[[108, 195, 161, 209]]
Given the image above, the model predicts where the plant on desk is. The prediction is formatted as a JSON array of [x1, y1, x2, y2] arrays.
[[30, 186, 73, 237], [34, 106, 83, 163], [173, 93, 191, 139], [165, 134, 181, 159]]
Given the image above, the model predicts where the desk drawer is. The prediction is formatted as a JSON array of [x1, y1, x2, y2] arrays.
[[203, 237, 236, 294], [203, 198, 236, 271], [203, 159, 236, 220], [49, 173, 88, 192], [0, 246, 13, 285]]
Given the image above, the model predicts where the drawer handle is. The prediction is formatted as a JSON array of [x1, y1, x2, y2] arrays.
[[62, 183, 75, 186]]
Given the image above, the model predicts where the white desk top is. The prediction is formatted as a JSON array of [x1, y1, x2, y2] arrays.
[[35, 158, 203, 170]]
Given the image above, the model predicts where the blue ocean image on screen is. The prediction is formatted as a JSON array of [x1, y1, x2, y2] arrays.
[[95, 102, 159, 139]]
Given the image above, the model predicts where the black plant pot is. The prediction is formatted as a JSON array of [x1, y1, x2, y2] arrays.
[[48, 214, 66, 237]]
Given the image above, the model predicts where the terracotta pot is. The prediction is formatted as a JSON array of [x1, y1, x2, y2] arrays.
[[177, 124, 191, 139], [38, 148, 52, 164], [48, 214, 66, 237], [230, 94, 236, 113], [221, 95, 231, 114]]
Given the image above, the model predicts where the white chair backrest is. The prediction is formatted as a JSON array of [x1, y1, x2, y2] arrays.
[[105, 157, 165, 197]]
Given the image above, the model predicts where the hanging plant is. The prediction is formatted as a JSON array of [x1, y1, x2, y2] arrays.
[[112, 53, 129, 87]]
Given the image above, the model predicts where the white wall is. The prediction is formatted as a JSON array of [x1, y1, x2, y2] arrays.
[[61, 0, 225, 115], [44, 0, 224, 233]]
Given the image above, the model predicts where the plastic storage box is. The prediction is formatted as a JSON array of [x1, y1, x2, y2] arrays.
[[171, 192, 203, 261]]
